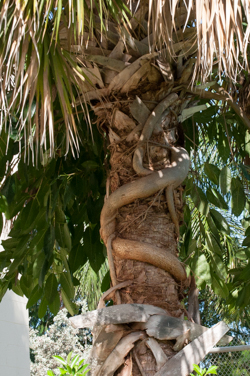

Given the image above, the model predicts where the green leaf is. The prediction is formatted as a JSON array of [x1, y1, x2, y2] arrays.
[[231, 177, 246, 217], [33, 252, 46, 279], [58, 368, 67, 375], [206, 213, 220, 241], [206, 188, 228, 210], [245, 225, 250, 236], [61, 289, 78, 316], [53, 355, 67, 366], [38, 296, 48, 319], [206, 365, 218, 375], [69, 244, 87, 273], [192, 254, 211, 288], [45, 274, 58, 304], [81, 160, 100, 170], [86, 196, 104, 224], [49, 292, 61, 315], [71, 354, 79, 368], [210, 209, 230, 234], [26, 285, 43, 309], [192, 364, 202, 374], [0, 195, 8, 213], [67, 351, 73, 365], [190, 186, 209, 216], [47, 371, 55, 376], [242, 236, 250, 247], [83, 227, 105, 273], [60, 272, 74, 300], [204, 163, 220, 185], [39, 258, 53, 287], [101, 270, 111, 293], [211, 274, 229, 299], [44, 225, 55, 260]]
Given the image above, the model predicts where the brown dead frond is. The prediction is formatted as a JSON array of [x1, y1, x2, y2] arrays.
[[148, 0, 250, 83]]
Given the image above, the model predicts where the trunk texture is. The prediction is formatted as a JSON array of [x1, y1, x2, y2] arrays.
[[66, 9, 230, 374], [88, 47, 192, 374], [101, 98, 187, 376]]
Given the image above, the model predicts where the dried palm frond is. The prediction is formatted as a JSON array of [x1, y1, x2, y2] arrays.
[[148, 0, 250, 83], [0, 0, 130, 162]]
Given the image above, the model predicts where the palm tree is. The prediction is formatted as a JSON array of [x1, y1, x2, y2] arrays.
[[1, 1, 250, 375]]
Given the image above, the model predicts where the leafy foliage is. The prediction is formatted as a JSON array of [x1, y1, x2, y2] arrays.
[[47, 352, 90, 376], [190, 364, 218, 376], [181, 99, 250, 312], [0, 117, 107, 316]]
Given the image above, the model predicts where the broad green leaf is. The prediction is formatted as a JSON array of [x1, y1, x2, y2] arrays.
[[211, 274, 229, 299], [210, 209, 230, 234], [245, 225, 250, 236], [61, 289, 78, 316], [11, 282, 23, 297], [231, 177, 246, 217], [45, 274, 58, 304], [81, 160, 99, 170], [71, 354, 79, 368], [20, 275, 36, 297], [78, 364, 89, 373], [53, 355, 67, 366], [206, 365, 218, 375], [190, 186, 209, 216], [193, 254, 211, 288], [43, 225, 55, 260], [55, 223, 67, 249], [67, 351, 73, 365], [58, 368, 67, 375], [47, 371, 55, 376], [26, 285, 43, 309], [38, 296, 48, 319], [60, 272, 74, 300], [33, 252, 46, 279], [206, 188, 228, 210], [101, 270, 111, 293], [205, 232, 223, 257], [206, 213, 220, 241], [83, 227, 105, 273], [69, 244, 87, 273], [0, 195, 8, 212], [242, 236, 250, 247], [204, 163, 220, 185], [192, 364, 202, 374], [39, 258, 53, 287]]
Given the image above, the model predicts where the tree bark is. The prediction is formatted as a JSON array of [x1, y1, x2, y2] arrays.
[[88, 48, 193, 374], [70, 13, 225, 374]]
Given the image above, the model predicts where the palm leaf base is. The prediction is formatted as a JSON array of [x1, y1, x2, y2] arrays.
[[70, 304, 231, 376]]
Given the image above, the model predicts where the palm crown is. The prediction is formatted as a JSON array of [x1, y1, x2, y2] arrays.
[[1, 0, 249, 159]]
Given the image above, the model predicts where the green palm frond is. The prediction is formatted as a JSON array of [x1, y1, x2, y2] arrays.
[[75, 260, 109, 311]]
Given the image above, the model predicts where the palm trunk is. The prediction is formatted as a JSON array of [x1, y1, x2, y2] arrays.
[[99, 94, 188, 375], [80, 41, 194, 374], [69, 14, 229, 375]]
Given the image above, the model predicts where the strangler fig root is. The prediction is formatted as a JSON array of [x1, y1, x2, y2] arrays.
[[100, 146, 190, 282]]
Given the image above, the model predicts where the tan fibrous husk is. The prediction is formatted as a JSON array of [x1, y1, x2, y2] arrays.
[[147, 0, 250, 84]]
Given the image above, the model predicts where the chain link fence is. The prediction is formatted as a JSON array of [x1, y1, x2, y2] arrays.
[[201, 332, 250, 376]]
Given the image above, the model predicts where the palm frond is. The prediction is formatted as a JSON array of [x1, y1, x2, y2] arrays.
[[0, 0, 131, 161], [149, 0, 250, 83]]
